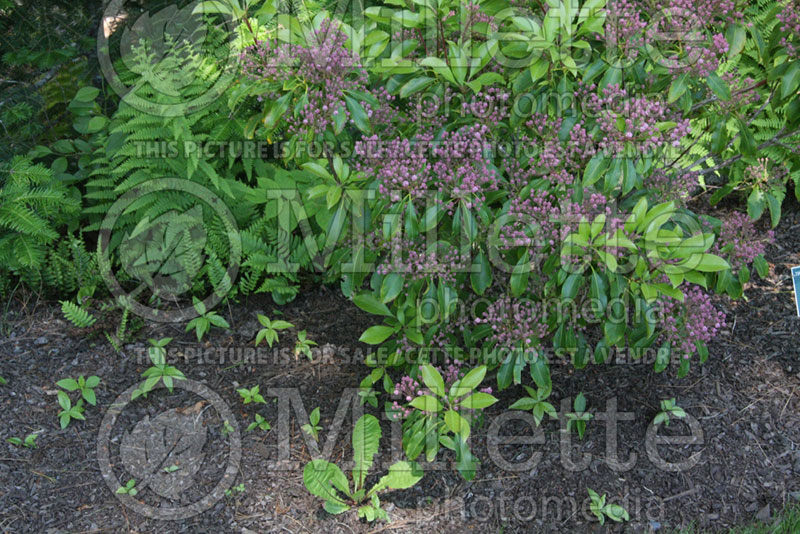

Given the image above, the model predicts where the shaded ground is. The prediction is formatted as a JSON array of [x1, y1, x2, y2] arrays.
[[1, 205, 799, 534]]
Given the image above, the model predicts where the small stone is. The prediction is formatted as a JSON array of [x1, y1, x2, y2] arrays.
[[756, 504, 771, 521], [34, 337, 48, 346]]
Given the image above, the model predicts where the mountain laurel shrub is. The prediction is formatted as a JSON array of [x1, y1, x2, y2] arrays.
[[227, 0, 795, 477], [3, 0, 796, 485]]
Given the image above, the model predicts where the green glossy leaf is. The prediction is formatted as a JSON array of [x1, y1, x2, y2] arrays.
[[781, 61, 800, 100], [707, 72, 731, 101], [370, 461, 423, 494], [726, 24, 746, 58], [529, 357, 551, 391], [470, 251, 492, 295], [668, 73, 689, 103], [747, 188, 766, 221], [399, 76, 435, 98], [693, 254, 730, 272], [359, 325, 396, 345], [345, 96, 371, 133], [451, 366, 486, 397], [583, 154, 608, 186], [352, 414, 381, 492], [57, 378, 79, 391], [353, 294, 393, 317], [409, 395, 443, 412], [421, 364, 445, 397], [737, 119, 757, 156], [380, 273, 403, 303], [303, 459, 350, 506], [458, 392, 498, 410], [444, 409, 470, 439]]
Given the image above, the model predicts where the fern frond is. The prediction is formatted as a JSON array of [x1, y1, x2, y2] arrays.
[[60, 300, 96, 328]]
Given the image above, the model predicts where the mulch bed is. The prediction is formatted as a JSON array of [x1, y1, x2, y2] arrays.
[[1, 203, 799, 534]]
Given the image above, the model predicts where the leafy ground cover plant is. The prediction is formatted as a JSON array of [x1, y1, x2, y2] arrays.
[[588, 488, 630, 525], [653, 398, 688, 426], [222, 420, 235, 436], [254, 314, 294, 347], [131, 338, 185, 400], [6, 433, 38, 448], [56, 391, 85, 429], [509, 358, 558, 426], [294, 330, 317, 360], [303, 414, 423, 521], [225, 483, 246, 498], [56, 375, 100, 406], [186, 297, 230, 341], [116, 479, 137, 496], [237, 385, 266, 404], [566, 393, 593, 440], [246, 414, 271, 432], [387, 363, 497, 479], [302, 407, 322, 441]]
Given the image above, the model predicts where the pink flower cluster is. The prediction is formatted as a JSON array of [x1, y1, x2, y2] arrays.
[[498, 189, 560, 251], [660, 33, 729, 78], [445, 2, 498, 39], [647, 168, 698, 204], [713, 212, 774, 271], [241, 21, 388, 137], [522, 115, 596, 176], [560, 190, 626, 238], [716, 71, 761, 112], [498, 186, 625, 258], [605, 0, 649, 61], [373, 234, 469, 286], [580, 84, 691, 156], [660, 285, 726, 359], [355, 135, 431, 200], [665, 0, 743, 24], [474, 296, 550, 348], [390, 361, 492, 419], [646, 0, 742, 77], [355, 123, 498, 210], [458, 86, 511, 125], [777, 1, 800, 58]]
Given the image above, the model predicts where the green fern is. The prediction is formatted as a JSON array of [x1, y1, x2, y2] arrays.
[[60, 300, 96, 328], [0, 157, 80, 283]]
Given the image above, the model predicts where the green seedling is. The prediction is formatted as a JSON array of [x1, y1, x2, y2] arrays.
[[57, 391, 85, 429], [302, 407, 322, 441], [303, 414, 423, 521], [294, 330, 317, 360], [566, 392, 593, 440], [237, 385, 266, 404], [56, 375, 100, 405], [588, 489, 630, 525], [7, 433, 38, 448], [116, 478, 137, 496], [132, 337, 185, 400], [246, 413, 271, 432], [653, 398, 687, 426], [255, 314, 294, 347], [186, 296, 230, 341]]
